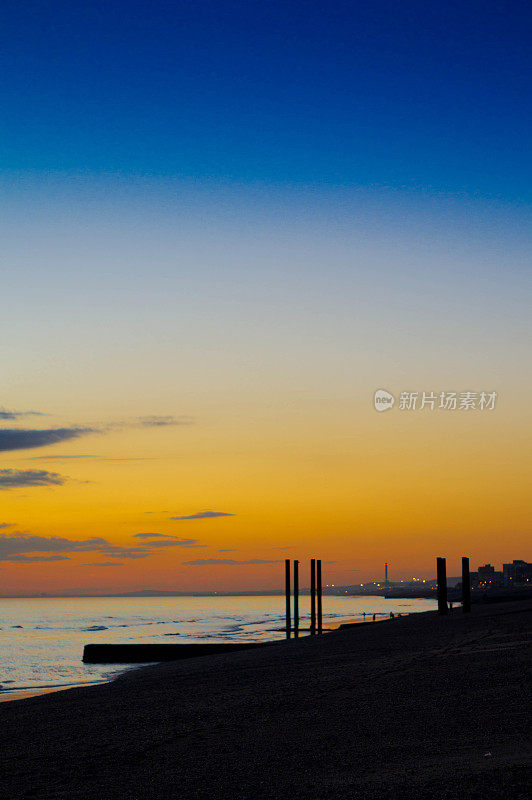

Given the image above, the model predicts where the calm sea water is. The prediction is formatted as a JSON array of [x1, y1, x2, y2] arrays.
[[0, 595, 437, 693]]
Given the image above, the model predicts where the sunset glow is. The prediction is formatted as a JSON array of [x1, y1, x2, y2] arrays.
[[2, 1, 530, 595]]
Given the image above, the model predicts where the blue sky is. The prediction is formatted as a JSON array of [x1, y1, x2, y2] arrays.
[[1, 2, 531, 591], [2, 0, 530, 394], [1, 0, 530, 200]]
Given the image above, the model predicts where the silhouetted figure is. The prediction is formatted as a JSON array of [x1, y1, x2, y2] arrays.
[[448, 601, 453, 613], [372, 613, 376, 621], [362, 612, 366, 620]]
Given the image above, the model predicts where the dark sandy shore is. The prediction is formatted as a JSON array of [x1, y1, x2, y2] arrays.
[[1, 600, 530, 800]]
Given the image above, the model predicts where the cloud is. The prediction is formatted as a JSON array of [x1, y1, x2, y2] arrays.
[[271, 545, 295, 549], [0, 409, 47, 420], [103, 551, 149, 559], [3, 554, 70, 562], [84, 562, 124, 567], [28, 454, 99, 460], [0, 533, 150, 561], [132, 533, 204, 547], [182, 558, 282, 566], [147, 539, 205, 548], [0, 413, 194, 454], [0, 531, 208, 563], [218, 548, 237, 552], [0, 469, 67, 489], [0, 522, 16, 529], [170, 511, 234, 521], [0, 427, 95, 453], [137, 415, 194, 427], [28, 455, 159, 462]]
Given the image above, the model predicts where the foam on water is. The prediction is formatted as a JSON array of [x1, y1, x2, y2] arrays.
[[0, 595, 437, 692]]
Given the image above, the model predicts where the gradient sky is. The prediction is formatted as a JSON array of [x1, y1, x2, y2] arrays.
[[1, 1, 531, 593]]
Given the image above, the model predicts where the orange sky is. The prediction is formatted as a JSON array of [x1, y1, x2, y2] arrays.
[[1, 380, 530, 594], [2, 184, 530, 594]]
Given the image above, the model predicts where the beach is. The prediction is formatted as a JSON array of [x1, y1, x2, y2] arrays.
[[0, 594, 437, 694], [1, 599, 529, 799]]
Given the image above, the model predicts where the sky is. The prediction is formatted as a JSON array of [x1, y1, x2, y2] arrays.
[[1, 1, 531, 594]]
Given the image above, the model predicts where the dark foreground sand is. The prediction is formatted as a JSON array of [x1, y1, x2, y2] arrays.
[[1, 600, 530, 800]]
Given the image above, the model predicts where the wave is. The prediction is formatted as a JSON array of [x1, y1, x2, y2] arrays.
[[81, 625, 108, 632]]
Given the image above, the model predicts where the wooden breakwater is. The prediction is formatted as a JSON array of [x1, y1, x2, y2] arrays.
[[83, 641, 281, 664]]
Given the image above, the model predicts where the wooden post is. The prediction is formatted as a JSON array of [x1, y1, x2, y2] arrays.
[[436, 557, 448, 615], [317, 559, 322, 634], [462, 556, 471, 613], [293, 560, 299, 637], [285, 559, 291, 638], [310, 558, 316, 635]]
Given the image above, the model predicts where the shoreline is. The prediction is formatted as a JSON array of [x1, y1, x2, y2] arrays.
[[0, 683, 100, 703], [0, 599, 529, 799], [0, 612, 403, 703]]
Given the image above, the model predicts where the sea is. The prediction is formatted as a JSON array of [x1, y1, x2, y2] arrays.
[[0, 595, 438, 694]]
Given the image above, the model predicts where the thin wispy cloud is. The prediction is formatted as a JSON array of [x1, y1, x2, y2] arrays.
[[0, 409, 48, 420], [0, 427, 95, 453], [28, 455, 157, 461], [147, 539, 205, 548], [183, 558, 281, 566], [0, 469, 67, 489], [218, 548, 237, 552], [28, 455, 99, 460], [0, 522, 16, 529], [4, 554, 70, 562], [171, 511, 234, 521], [137, 415, 194, 427], [103, 551, 149, 559], [132, 533, 204, 547], [84, 562, 124, 567]]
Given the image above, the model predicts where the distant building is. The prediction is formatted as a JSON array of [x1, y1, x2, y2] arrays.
[[503, 560, 532, 585], [471, 563, 504, 589]]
